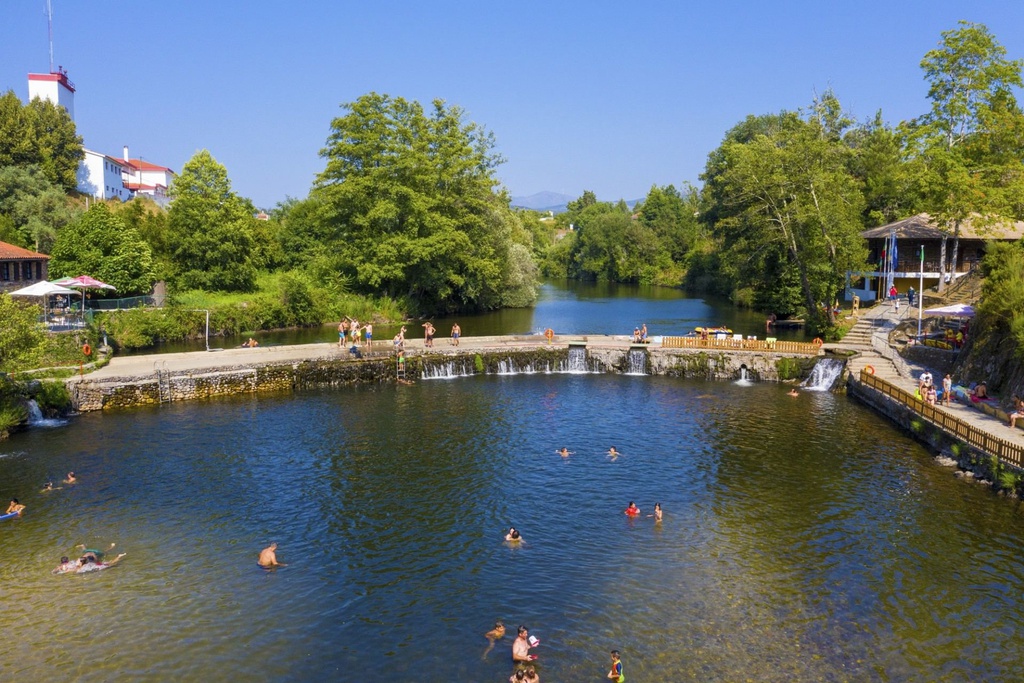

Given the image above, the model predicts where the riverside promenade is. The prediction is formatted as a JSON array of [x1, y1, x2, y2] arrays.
[[836, 301, 1024, 477]]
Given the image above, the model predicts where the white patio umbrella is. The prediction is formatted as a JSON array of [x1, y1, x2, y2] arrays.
[[923, 303, 976, 318], [9, 280, 78, 318]]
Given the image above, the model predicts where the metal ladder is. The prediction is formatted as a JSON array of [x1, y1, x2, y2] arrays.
[[396, 353, 406, 380], [154, 361, 172, 403]]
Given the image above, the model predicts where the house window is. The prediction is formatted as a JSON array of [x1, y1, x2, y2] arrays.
[[35, 262, 42, 279], [0, 263, 8, 281], [23, 262, 33, 280]]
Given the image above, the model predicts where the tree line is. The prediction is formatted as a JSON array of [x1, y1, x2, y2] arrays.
[[1, 21, 1022, 341], [542, 21, 1024, 336]]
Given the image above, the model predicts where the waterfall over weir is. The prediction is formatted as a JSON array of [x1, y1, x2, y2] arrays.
[[25, 400, 68, 428], [625, 349, 647, 376], [420, 361, 473, 380], [802, 358, 845, 391]]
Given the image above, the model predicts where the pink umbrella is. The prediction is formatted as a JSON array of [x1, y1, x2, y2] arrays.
[[51, 275, 116, 310]]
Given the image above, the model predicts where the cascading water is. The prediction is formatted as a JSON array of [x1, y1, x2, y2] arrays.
[[420, 361, 472, 380], [25, 399, 67, 428], [625, 349, 647, 376], [735, 367, 752, 385], [564, 347, 589, 374], [801, 358, 846, 391]]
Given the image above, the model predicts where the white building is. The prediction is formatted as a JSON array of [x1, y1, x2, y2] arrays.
[[76, 149, 132, 201], [121, 147, 175, 202], [27, 68, 75, 120]]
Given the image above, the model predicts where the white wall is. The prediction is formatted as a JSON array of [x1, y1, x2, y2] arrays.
[[77, 150, 130, 201]]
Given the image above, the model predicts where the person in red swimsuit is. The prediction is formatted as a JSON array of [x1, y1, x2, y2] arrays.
[[624, 502, 640, 516]]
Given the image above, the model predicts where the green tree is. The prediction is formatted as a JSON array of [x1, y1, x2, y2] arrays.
[[909, 21, 1024, 288], [0, 165, 79, 251], [703, 93, 867, 334], [49, 203, 155, 295], [114, 197, 173, 281], [0, 90, 83, 192], [0, 293, 44, 372], [312, 93, 537, 313], [167, 150, 269, 292]]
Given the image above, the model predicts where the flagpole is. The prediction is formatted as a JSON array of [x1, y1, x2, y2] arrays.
[[918, 244, 924, 339]]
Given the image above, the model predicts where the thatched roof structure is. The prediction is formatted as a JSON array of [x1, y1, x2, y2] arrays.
[[861, 213, 1024, 241]]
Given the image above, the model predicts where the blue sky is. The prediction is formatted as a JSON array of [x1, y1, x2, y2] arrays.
[[3, 1, 1024, 209]]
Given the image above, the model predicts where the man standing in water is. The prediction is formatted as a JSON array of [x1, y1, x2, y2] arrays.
[[512, 625, 536, 663], [258, 542, 287, 568]]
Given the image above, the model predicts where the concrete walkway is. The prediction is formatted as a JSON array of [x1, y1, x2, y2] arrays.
[[76, 333, 634, 382], [835, 300, 1023, 444]]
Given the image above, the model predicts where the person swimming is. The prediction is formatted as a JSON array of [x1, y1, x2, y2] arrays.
[[41, 482, 62, 493], [6, 498, 25, 515], [76, 552, 126, 573], [607, 447, 620, 458], [505, 527, 522, 542], [557, 447, 572, 457], [647, 502, 663, 522], [52, 556, 78, 574], [483, 619, 506, 658], [787, 388, 799, 397], [624, 502, 640, 516], [64, 471, 77, 484]]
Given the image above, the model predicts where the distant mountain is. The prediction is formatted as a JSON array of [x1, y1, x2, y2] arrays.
[[510, 191, 575, 214], [510, 192, 643, 214]]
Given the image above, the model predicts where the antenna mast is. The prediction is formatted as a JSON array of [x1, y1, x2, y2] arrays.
[[46, 0, 54, 72]]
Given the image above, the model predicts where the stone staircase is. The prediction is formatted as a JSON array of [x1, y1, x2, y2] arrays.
[[831, 315, 903, 382]]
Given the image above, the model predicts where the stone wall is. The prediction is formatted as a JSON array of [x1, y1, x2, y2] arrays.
[[68, 346, 826, 412]]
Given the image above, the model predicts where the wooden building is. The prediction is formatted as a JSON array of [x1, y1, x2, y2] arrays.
[[846, 213, 1024, 302]]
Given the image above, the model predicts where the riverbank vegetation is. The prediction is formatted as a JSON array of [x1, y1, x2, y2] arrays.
[[2, 21, 1023, 359], [539, 22, 1024, 341]]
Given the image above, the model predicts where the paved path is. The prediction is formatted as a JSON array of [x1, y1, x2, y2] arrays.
[[833, 301, 1023, 444], [78, 333, 633, 382]]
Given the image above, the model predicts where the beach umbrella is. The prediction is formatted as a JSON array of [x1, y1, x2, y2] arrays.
[[923, 303, 975, 318], [51, 275, 116, 309], [9, 280, 78, 318]]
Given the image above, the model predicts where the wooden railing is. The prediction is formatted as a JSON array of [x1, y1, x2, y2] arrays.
[[859, 369, 1024, 469], [661, 336, 821, 355]]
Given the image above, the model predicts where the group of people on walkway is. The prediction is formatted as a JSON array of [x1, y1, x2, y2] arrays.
[[338, 318, 373, 349]]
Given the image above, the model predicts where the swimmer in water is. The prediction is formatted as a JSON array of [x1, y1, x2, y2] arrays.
[[607, 446, 620, 459], [52, 556, 78, 574], [557, 447, 573, 457], [483, 620, 506, 658], [74, 542, 116, 566], [647, 502, 663, 522], [624, 502, 640, 516], [258, 542, 287, 568], [64, 472, 77, 484], [6, 498, 25, 515], [41, 482, 62, 492], [77, 552, 126, 573], [505, 527, 522, 542], [787, 388, 799, 397]]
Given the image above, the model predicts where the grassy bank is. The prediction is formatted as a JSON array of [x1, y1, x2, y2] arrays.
[[97, 271, 406, 350]]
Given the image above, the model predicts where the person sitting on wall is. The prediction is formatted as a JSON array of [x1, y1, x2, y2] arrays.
[[971, 381, 989, 402], [349, 345, 362, 359]]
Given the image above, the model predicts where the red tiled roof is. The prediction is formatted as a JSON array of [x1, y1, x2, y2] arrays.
[[125, 158, 174, 173], [0, 241, 49, 260]]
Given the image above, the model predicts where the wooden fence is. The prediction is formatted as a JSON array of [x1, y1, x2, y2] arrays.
[[859, 369, 1024, 469], [661, 336, 822, 355]]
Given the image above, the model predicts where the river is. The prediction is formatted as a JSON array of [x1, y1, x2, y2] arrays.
[[4, 285, 1024, 681], [125, 280, 808, 354]]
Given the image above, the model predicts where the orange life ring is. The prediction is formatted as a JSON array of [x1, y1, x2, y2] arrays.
[[813, 337, 823, 346], [82, 343, 92, 356], [544, 328, 554, 340], [864, 365, 875, 375]]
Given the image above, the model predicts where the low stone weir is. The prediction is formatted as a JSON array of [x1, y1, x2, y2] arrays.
[[68, 338, 824, 412]]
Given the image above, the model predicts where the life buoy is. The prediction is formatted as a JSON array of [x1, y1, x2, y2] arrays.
[[813, 337, 823, 346], [82, 343, 92, 356], [544, 328, 554, 341], [864, 365, 875, 375]]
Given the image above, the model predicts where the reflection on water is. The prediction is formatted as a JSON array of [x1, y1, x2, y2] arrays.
[[127, 280, 808, 354], [3, 377, 1022, 680]]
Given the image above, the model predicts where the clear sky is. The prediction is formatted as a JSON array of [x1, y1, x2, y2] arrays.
[[2, 1, 1024, 209]]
